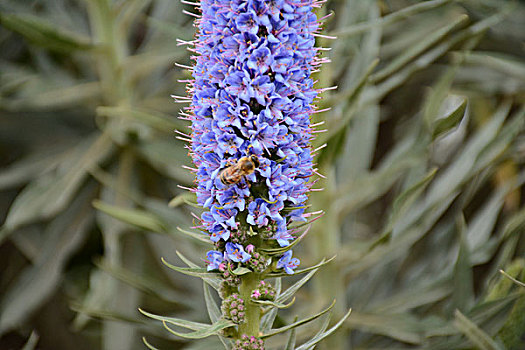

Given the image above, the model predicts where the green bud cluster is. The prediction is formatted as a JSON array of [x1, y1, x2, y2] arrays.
[[233, 334, 265, 350], [221, 293, 246, 325]]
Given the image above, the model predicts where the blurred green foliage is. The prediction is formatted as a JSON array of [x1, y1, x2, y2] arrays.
[[0, 0, 524, 349]]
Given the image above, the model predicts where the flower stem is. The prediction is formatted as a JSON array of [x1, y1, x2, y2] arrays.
[[238, 272, 261, 338]]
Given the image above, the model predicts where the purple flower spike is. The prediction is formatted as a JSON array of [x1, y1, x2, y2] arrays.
[[277, 251, 300, 274], [188, 0, 324, 276], [226, 243, 252, 263]]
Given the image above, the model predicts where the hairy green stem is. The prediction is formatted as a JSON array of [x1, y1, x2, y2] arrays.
[[238, 272, 261, 338]]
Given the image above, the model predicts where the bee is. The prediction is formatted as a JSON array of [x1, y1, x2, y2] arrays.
[[219, 155, 260, 185]]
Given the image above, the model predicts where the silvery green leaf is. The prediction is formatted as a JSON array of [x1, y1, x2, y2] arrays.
[[1, 133, 113, 238], [259, 226, 311, 255], [21, 331, 39, 350], [203, 282, 221, 323], [453, 310, 505, 350], [268, 256, 335, 278], [142, 337, 162, 350], [432, 97, 468, 140], [261, 278, 281, 332], [284, 323, 297, 350], [295, 308, 352, 350], [95, 258, 180, 303], [0, 185, 94, 335], [0, 12, 94, 52], [498, 270, 525, 288], [231, 267, 251, 275], [252, 297, 295, 309], [261, 300, 335, 339], [346, 311, 444, 344], [162, 319, 234, 340], [175, 251, 221, 290], [93, 200, 168, 233], [452, 215, 474, 313], [371, 15, 468, 83], [3, 82, 101, 111], [161, 257, 217, 280], [140, 309, 234, 339], [176, 227, 213, 245], [277, 269, 319, 304], [332, 0, 453, 37]]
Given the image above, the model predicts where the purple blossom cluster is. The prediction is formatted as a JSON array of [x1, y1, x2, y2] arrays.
[[185, 0, 325, 274]]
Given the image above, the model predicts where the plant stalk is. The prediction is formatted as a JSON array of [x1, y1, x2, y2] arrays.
[[238, 272, 261, 338]]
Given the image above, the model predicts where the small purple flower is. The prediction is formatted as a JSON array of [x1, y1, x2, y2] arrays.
[[277, 251, 300, 274], [251, 76, 274, 105], [235, 10, 259, 35], [247, 199, 270, 227], [205, 250, 224, 271], [225, 242, 251, 263], [247, 46, 273, 74]]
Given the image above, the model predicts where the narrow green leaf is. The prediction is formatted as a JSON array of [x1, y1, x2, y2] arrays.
[[139, 309, 211, 331], [4, 82, 101, 111], [162, 319, 235, 339], [203, 282, 221, 323], [175, 227, 213, 245], [142, 337, 162, 350], [261, 278, 281, 332], [296, 312, 330, 350], [499, 270, 525, 288], [261, 300, 335, 339], [21, 331, 39, 350], [332, 0, 453, 37], [277, 269, 319, 304], [0, 143, 80, 190], [0, 187, 93, 335], [1, 133, 113, 238], [73, 305, 145, 324], [175, 251, 221, 290], [452, 215, 474, 313], [461, 52, 525, 81], [260, 226, 311, 255], [389, 168, 437, 230], [268, 256, 335, 278], [232, 267, 252, 276], [95, 258, 179, 303], [453, 310, 505, 350], [284, 317, 298, 350], [93, 200, 168, 233], [432, 97, 468, 139], [371, 15, 469, 83], [346, 312, 443, 345], [96, 106, 180, 132], [253, 297, 295, 309], [161, 257, 218, 280], [295, 308, 352, 350], [0, 12, 94, 52], [169, 192, 197, 208], [427, 295, 518, 338], [135, 139, 194, 183]]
